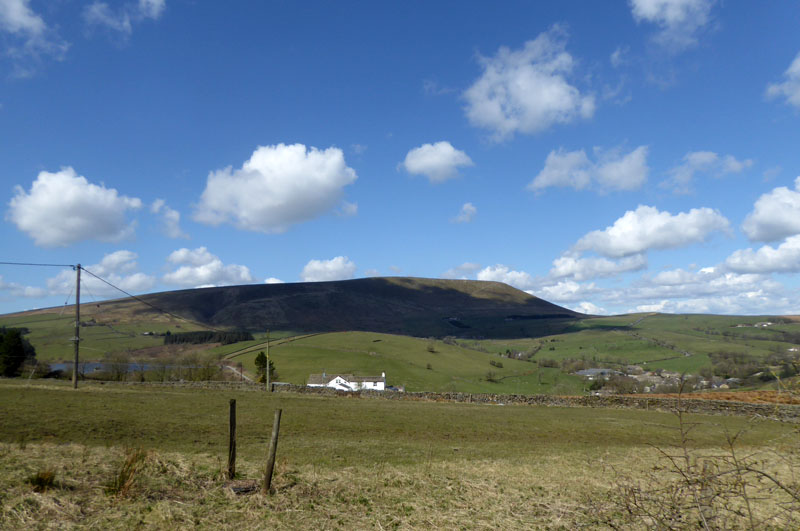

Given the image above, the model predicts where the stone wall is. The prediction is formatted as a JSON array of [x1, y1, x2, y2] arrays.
[[62, 379, 800, 422], [272, 384, 800, 422]]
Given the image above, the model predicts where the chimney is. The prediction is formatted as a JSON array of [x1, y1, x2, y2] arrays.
[[381, 372, 385, 379]]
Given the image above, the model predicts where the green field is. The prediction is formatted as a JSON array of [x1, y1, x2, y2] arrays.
[[0, 310, 204, 362], [3, 308, 800, 396], [231, 331, 583, 394], [0, 380, 796, 529], [466, 313, 800, 374]]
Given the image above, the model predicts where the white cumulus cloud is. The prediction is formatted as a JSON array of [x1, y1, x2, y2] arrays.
[[151, 199, 187, 239], [629, 0, 715, 51], [579, 265, 798, 315], [47, 250, 156, 297], [529, 145, 649, 192], [766, 51, 800, 109], [550, 254, 647, 281], [463, 26, 595, 140], [0, 275, 46, 298], [401, 141, 473, 183], [661, 150, 752, 194], [7, 167, 142, 247], [264, 277, 284, 284], [741, 177, 800, 242], [194, 143, 357, 233], [163, 247, 253, 288], [442, 262, 482, 280], [535, 280, 600, 303], [571, 301, 607, 315], [573, 205, 730, 258], [476, 265, 535, 291], [453, 202, 477, 223], [300, 256, 357, 282], [725, 235, 800, 274]]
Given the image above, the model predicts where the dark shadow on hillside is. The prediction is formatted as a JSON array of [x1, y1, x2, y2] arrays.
[[132, 277, 587, 340], [560, 323, 634, 333]]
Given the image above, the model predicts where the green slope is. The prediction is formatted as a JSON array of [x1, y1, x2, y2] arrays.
[[231, 331, 582, 394]]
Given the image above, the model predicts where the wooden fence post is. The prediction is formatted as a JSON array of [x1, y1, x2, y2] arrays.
[[228, 399, 236, 480], [262, 408, 282, 494]]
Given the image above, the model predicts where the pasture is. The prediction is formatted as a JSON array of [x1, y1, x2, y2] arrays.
[[0, 380, 797, 528]]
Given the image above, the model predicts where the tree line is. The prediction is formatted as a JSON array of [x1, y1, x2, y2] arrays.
[[164, 330, 254, 346]]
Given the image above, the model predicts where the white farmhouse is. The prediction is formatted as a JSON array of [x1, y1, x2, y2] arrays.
[[307, 372, 386, 391]]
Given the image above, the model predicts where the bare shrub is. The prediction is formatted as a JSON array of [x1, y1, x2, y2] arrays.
[[602, 382, 800, 529]]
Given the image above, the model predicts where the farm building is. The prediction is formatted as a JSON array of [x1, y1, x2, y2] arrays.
[[307, 372, 386, 391]]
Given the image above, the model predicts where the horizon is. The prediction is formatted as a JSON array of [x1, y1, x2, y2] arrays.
[[1, 1, 800, 316]]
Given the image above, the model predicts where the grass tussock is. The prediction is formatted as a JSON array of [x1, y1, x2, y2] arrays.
[[26, 469, 55, 493], [105, 447, 148, 497]]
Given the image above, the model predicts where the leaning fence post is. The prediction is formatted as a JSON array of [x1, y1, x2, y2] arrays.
[[228, 399, 236, 480], [262, 408, 282, 494]]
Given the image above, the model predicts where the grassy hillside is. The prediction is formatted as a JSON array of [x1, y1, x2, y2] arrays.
[[0, 381, 795, 528], [465, 313, 800, 374], [228, 331, 582, 394], [0, 309, 206, 362], [2, 280, 800, 395]]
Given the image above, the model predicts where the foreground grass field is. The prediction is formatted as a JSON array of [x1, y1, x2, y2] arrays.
[[0, 380, 797, 528]]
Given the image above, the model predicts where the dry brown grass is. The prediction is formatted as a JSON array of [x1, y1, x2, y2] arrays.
[[643, 390, 800, 405], [3, 441, 795, 530], [0, 442, 639, 529]]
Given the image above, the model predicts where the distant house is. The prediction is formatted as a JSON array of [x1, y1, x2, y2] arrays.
[[307, 372, 386, 391]]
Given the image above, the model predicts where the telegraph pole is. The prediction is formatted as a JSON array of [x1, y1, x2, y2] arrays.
[[72, 264, 81, 389]]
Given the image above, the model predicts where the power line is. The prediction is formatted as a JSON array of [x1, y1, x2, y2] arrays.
[[1, 260, 222, 333], [79, 266, 222, 333], [0, 261, 75, 268]]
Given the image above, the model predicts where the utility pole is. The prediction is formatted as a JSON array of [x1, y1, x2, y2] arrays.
[[266, 329, 271, 392], [72, 264, 81, 389]]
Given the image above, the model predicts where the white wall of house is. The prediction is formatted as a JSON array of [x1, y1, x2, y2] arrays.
[[328, 376, 356, 391], [308, 372, 386, 391], [361, 380, 385, 391]]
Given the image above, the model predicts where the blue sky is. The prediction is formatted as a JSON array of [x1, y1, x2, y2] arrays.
[[1, 0, 800, 316]]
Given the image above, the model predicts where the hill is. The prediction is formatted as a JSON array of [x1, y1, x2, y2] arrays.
[[92, 276, 584, 338]]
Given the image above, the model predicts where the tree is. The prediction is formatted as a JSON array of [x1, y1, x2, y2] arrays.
[[254, 351, 267, 377], [254, 351, 278, 383], [0, 328, 36, 377]]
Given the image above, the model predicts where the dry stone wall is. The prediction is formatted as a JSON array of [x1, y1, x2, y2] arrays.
[[272, 384, 800, 422]]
